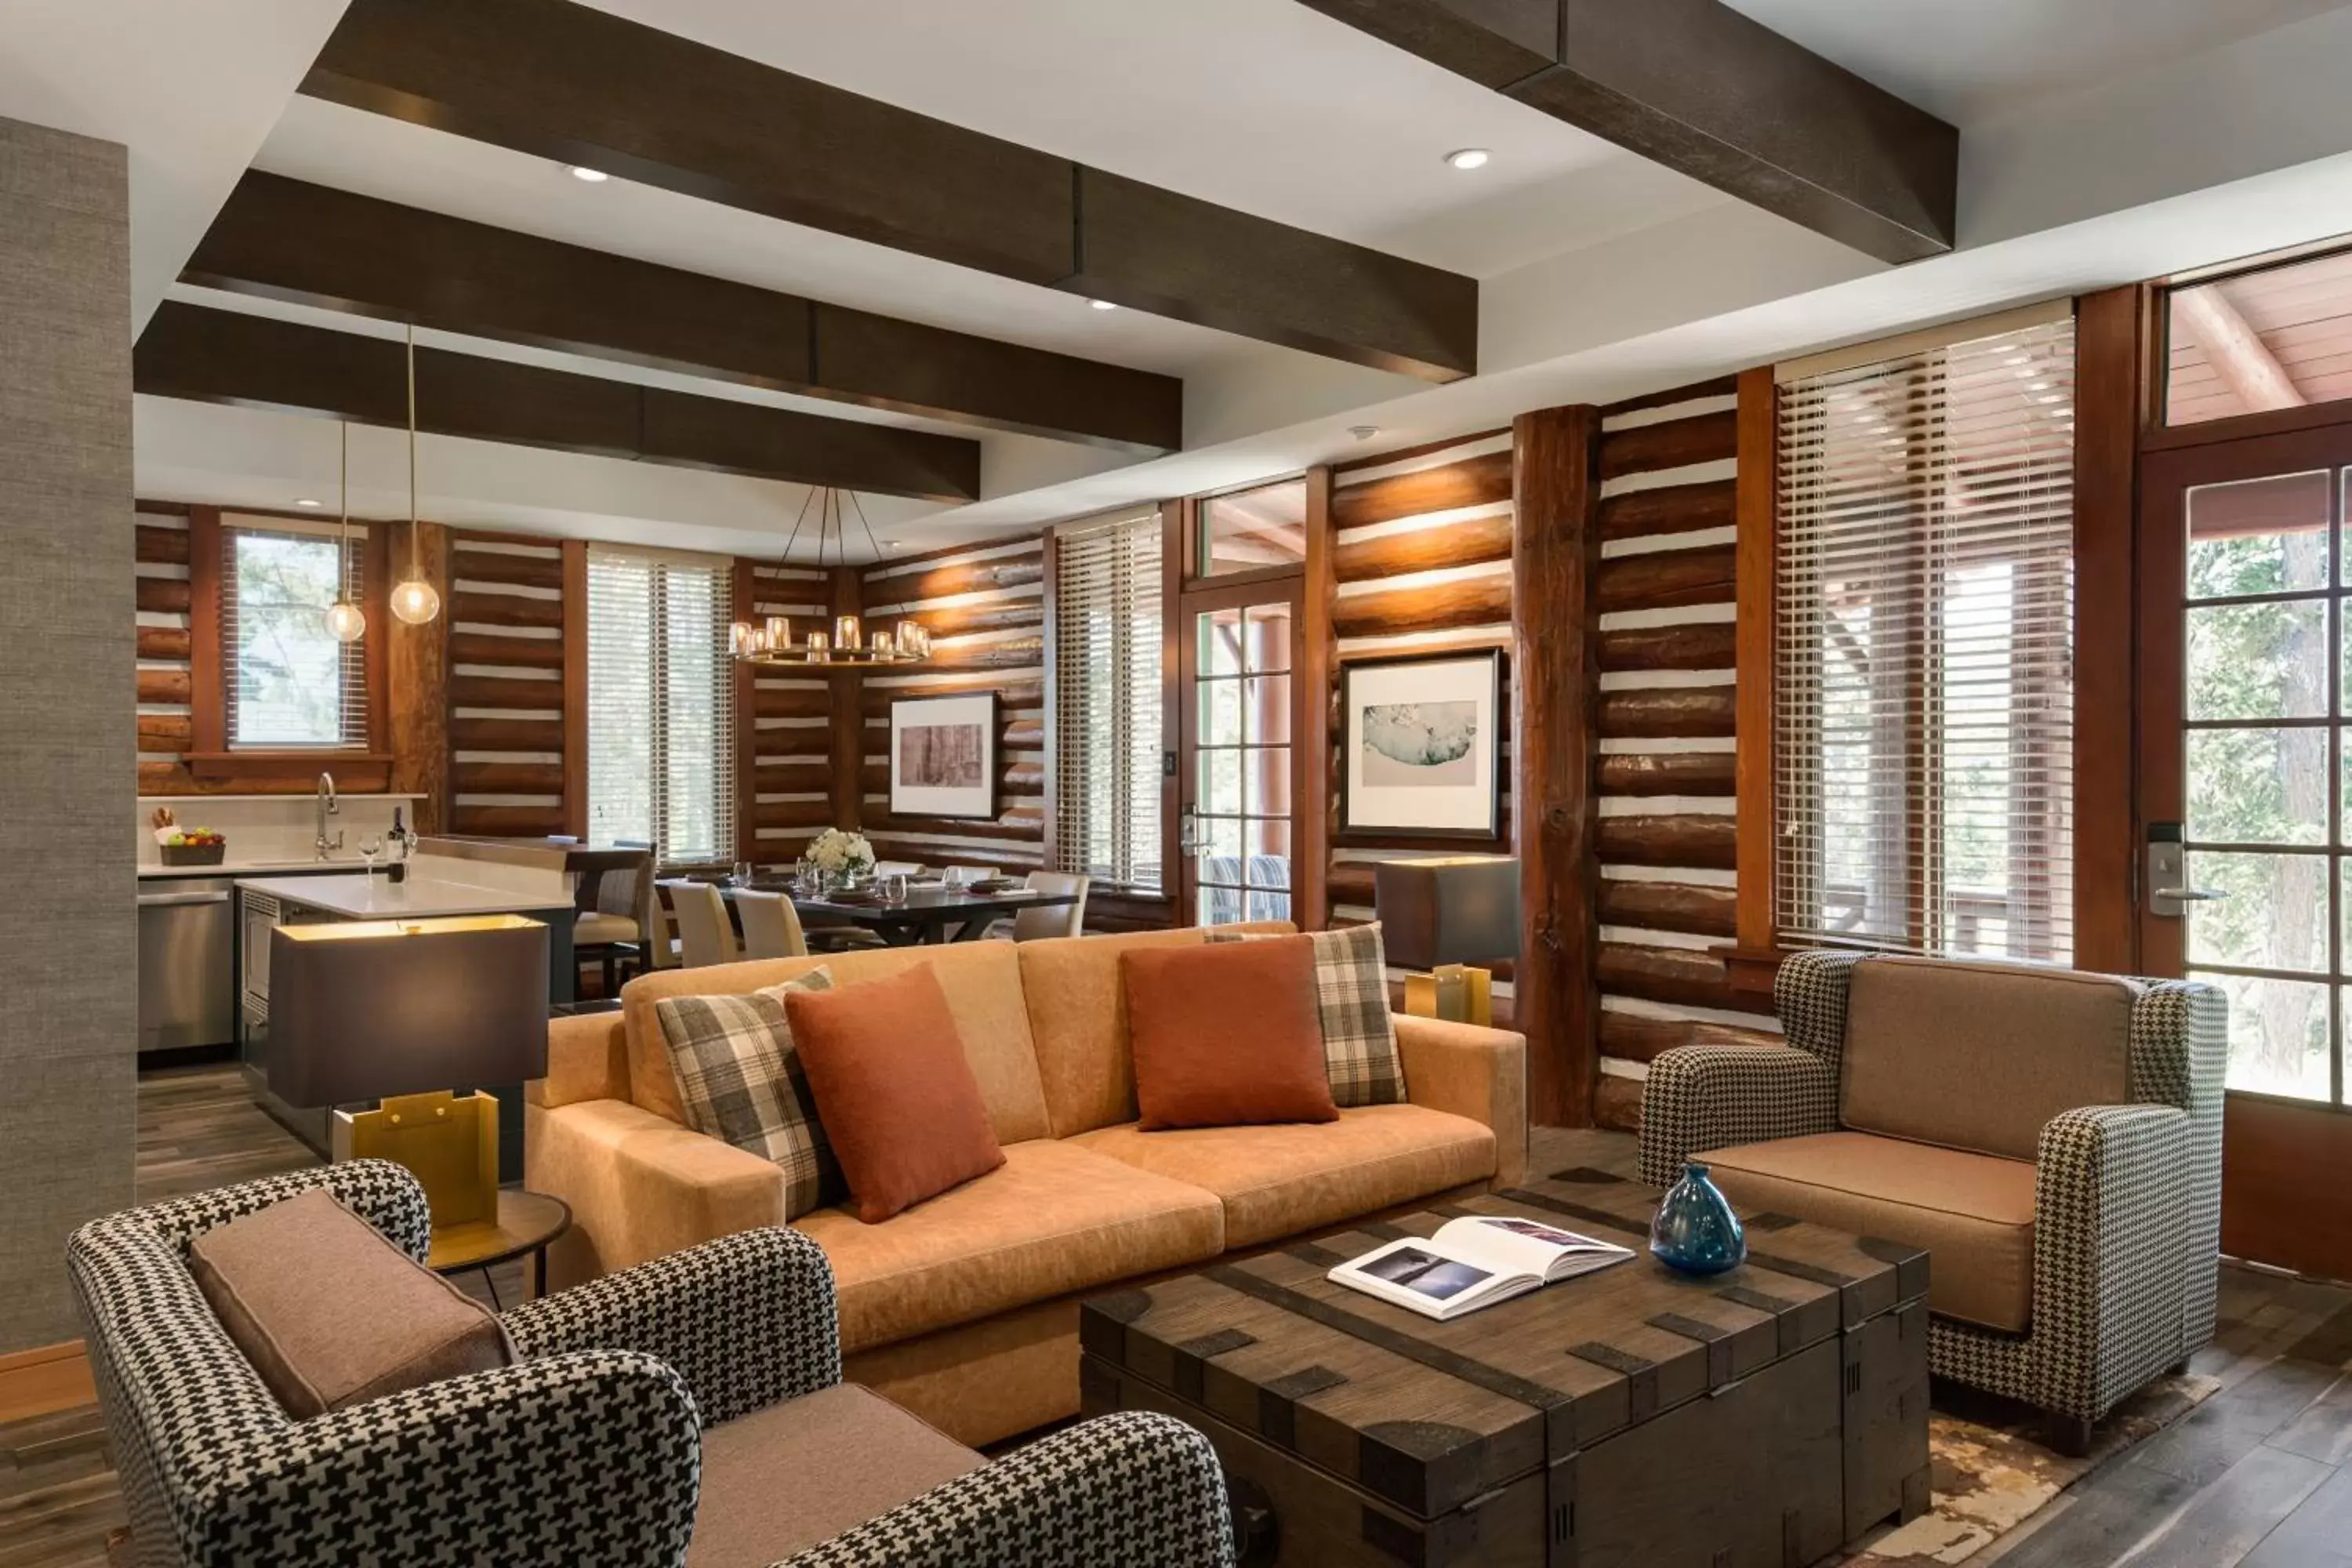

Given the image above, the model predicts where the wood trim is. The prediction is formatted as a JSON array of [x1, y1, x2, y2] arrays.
[[1039, 526, 1061, 872], [731, 557, 757, 864], [187, 506, 224, 753], [187, 751, 393, 792], [1513, 404, 1601, 1127], [1159, 499, 1185, 912], [828, 567, 865, 833], [560, 539, 589, 840], [2140, 397, 2352, 452], [0, 1340, 93, 1425], [1298, 466, 1336, 931], [2072, 286, 2147, 973], [1733, 366, 1777, 953], [364, 517, 392, 754]]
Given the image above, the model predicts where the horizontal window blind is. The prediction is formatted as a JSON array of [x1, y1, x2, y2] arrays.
[[1053, 512, 1163, 891], [586, 546, 735, 867], [1775, 313, 2077, 964], [221, 517, 368, 750]]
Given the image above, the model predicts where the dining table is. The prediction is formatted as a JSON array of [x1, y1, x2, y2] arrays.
[[724, 878, 1079, 947]]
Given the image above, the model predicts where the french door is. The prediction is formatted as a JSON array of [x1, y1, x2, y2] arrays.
[[1177, 579, 1301, 927], [2139, 423, 2352, 1276]]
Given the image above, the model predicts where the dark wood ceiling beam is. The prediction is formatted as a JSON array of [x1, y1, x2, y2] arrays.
[[133, 302, 981, 501], [1294, 0, 1958, 264], [183, 172, 1181, 453], [299, 0, 1477, 379]]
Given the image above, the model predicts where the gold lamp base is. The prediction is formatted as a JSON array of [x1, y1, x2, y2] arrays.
[[1403, 964, 1494, 1027], [332, 1089, 501, 1231]]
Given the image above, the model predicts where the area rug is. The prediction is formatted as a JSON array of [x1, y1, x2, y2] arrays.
[[1837, 1371, 2219, 1565]]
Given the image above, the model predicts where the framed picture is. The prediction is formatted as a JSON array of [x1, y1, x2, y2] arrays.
[[889, 693, 997, 819], [1339, 650, 1503, 839]]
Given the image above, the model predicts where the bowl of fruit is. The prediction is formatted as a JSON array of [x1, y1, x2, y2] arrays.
[[153, 808, 227, 866]]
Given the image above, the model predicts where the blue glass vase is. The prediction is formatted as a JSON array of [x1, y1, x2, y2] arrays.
[[1650, 1161, 1746, 1275]]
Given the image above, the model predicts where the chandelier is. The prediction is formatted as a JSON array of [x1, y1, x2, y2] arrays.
[[731, 487, 931, 667]]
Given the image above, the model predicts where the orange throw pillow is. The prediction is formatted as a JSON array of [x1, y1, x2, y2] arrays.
[[784, 963, 1006, 1222], [1120, 935, 1339, 1131]]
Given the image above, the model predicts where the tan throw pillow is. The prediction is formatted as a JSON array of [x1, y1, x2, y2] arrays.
[[1123, 935, 1340, 1131], [188, 1188, 513, 1418], [1208, 923, 1404, 1106], [654, 969, 841, 1221]]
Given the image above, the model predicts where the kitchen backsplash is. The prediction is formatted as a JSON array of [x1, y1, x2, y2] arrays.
[[136, 793, 424, 867]]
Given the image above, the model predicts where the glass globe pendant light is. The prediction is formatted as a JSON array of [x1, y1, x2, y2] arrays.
[[388, 323, 442, 627], [322, 419, 367, 644]]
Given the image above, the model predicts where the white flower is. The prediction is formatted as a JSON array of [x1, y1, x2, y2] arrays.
[[805, 828, 875, 874]]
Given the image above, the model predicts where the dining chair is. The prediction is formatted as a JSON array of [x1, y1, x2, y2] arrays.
[[1001, 869, 1090, 942], [574, 849, 652, 995], [943, 864, 1001, 887], [873, 859, 925, 880], [735, 888, 809, 960], [660, 880, 739, 968]]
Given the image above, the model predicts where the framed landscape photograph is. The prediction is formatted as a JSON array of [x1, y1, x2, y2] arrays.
[[889, 692, 997, 819], [1339, 650, 1502, 839]]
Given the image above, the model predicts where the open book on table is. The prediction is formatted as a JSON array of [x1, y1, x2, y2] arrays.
[[1328, 1214, 1635, 1321]]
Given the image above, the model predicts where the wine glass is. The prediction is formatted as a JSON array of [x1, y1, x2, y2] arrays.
[[358, 834, 383, 876], [732, 859, 754, 888]]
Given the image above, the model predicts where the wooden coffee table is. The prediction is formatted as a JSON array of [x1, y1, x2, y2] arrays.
[[1080, 1167, 1929, 1568]]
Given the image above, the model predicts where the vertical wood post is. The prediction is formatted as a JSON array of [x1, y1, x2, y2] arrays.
[[828, 565, 864, 833], [1040, 525, 1062, 872], [559, 538, 590, 840], [386, 519, 449, 835], [1513, 405, 1601, 1127], [1733, 368, 1778, 956], [1160, 499, 1186, 917], [1298, 466, 1337, 931], [187, 506, 224, 754], [731, 557, 757, 864]]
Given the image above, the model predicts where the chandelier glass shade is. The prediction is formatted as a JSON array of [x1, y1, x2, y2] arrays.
[[730, 487, 929, 667]]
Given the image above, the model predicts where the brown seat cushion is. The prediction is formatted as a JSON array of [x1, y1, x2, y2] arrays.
[[793, 1138, 1225, 1353], [1073, 1103, 1498, 1249], [1700, 1131, 2038, 1332], [1121, 935, 1338, 1131], [187, 1188, 514, 1417], [689, 1383, 982, 1566], [787, 963, 1007, 1223], [1842, 956, 2135, 1161]]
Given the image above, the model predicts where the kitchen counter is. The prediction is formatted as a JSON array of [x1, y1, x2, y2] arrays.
[[234, 872, 575, 920], [140, 858, 372, 880]]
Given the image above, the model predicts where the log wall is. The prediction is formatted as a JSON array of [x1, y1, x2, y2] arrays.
[[131, 506, 198, 796], [742, 560, 836, 865], [445, 532, 572, 837]]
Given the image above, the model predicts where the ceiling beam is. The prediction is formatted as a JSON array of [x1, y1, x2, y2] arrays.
[[134, 302, 982, 502], [183, 172, 1183, 454], [298, 0, 1478, 380], [1293, 0, 1958, 264]]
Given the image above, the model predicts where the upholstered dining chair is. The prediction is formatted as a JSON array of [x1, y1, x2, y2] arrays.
[[942, 865, 1001, 887], [988, 870, 1091, 942], [735, 889, 809, 960], [575, 849, 653, 995], [871, 860, 924, 880], [67, 1162, 1236, 1568], [662, 880, 739, 969]]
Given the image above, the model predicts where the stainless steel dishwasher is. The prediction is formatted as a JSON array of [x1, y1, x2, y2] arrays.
[[137, 877, 234, 1052]]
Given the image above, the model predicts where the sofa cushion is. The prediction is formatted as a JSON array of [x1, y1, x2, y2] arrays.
[[622, 943, 1051, 1146], [1073, 1104, 1498, 1249], [1700, 1131, 2038, 1332], [1207, 924, 1405, 1107], [187, 1189, 514, 1417], [653, 971, 840, 1221], [793, 1138, 1225, 1352], [1123, 935, 1338, 1131], [1842, 956, 2134, 1162], [690, 1383, 982, 1566]]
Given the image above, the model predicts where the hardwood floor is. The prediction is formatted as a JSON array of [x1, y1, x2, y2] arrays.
[[1, 1079, 2346, 1566]]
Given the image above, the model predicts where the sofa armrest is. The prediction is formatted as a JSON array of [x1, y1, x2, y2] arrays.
[[1637, 1045, 1839, 1187], [1395, 1013, 1528, 1188], [503, 1228, 840, 1425], [529, 1011, 631, 1110], [779, 1411, 1235, 1568], [525, 1098, 786, 1290], [2030, 1103, 2195, 1419]]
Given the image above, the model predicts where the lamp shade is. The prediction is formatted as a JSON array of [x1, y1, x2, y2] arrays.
[[1375, 856, 1521, 970], [267, 915, 550, 1107]]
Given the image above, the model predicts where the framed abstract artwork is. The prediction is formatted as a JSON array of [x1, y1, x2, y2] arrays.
[[1338, 650, 1503, 839], [888, 692, 997, 819]]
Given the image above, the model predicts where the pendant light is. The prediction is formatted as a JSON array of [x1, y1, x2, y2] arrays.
[[322, 419, 367, 644], [387, 323, 442, 626]]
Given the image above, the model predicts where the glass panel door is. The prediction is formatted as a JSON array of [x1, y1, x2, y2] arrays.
[[1181, 587, 1298, 926]]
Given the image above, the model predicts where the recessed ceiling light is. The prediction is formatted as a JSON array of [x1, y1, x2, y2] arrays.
[[1088, 298, 1119, 311], [568, 165, 609, 183], [293, 497, 323, 508], [1443, 148, 1490, 171], [1348, 425, 1381, 441]]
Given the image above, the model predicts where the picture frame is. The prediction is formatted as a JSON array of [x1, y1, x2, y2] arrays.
[[888, 692, 998, 819], [1338, 649, 1503, 840]]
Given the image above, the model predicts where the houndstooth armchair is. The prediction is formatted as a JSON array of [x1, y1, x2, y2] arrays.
[[67, 1161, 1237, 1568], [1639, 949, 2226, 1450]]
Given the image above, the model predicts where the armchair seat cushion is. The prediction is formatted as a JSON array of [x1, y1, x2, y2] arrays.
[[1073, 1104, 1497, 1249], [690, 1383, 982, 1567], [576, 911, 639, 946], [793, 1138, 1225, 1353], [1700, 1131, 2038, 1333]]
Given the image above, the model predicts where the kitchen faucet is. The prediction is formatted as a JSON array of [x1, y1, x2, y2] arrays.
[[315, 771, 343, 859]]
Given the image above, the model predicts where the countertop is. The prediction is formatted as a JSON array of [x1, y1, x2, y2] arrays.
[[139, 858, 372, 881], [234, 872, 575, 920]]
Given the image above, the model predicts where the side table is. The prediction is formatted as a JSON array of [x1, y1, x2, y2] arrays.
[[427, 1189, 572, 1308]]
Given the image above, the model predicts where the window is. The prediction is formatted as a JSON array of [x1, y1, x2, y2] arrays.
[[586, 546, 735, 866], [221, 519, 368, 750], [1052, 512, 1163, 890], [1196, 478, 1306, 578], [1775, 310, 2077, 962], [2166, 245, 2352, 427]]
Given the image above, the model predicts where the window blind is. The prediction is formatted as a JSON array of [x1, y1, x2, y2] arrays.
[[586, 545, 735, 867], [1053, 512, 1163, 890], [1774, 312, 2077, 964], [220, 517, 368, 750]]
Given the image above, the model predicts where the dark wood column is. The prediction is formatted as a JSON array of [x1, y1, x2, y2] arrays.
[[827, 566, 865, 833], [559, 538, 589, 840], [387, 519, 451, 834], [1512, 405, 1602, 1127], [1298, 467, 1337, 931]]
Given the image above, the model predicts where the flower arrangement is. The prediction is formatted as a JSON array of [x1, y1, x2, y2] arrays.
[[803, 828, 876, 877]]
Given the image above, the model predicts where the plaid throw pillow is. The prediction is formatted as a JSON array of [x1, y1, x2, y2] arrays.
[[1207, 924, 1403, 1107], [653, 969, 841, 1220]]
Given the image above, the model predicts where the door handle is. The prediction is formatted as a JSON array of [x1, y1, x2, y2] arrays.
[[1178, 807, 1199, 857], [2152, 886, 2223, 904], [2146, 826, 2223, 919]]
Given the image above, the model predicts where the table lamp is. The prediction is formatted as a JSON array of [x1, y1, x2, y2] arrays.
[[1374, 856, 1520, 1027], [267, 915, 550, 1230]]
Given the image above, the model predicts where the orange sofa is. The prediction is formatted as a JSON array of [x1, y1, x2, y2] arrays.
[[525, 924, 1528, 1446]]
